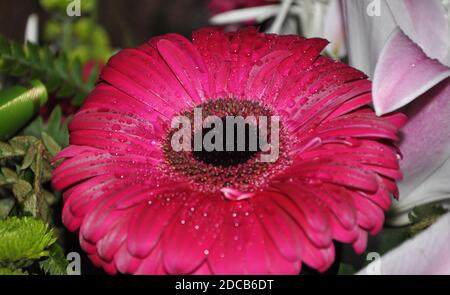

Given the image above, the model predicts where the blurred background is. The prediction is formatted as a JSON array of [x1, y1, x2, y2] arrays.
[[0, 0, 209, 51]]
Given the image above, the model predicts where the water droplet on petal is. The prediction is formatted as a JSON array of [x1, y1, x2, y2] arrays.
[[112, 124, 121, 131]]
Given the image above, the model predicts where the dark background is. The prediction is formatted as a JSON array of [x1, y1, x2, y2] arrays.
[[0, 0, 210, 47]]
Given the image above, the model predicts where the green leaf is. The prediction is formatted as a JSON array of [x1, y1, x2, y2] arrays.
[[41, 132, 61, 157], [9, 136, 38, 152], [0, 217, 56, 263], [0, 267, 28, 275], [408, 204, 448, 236], [0, 142, 15, 158], [12, 179, 33, 203], [0, 198, 15, 219], [21, 144, 37, 170], [0, 80, 48, 141], [0, 34, 93, 104], [1, 167, 17, 182], [23, 106, 69, 148], [39, 244, 68, 275]]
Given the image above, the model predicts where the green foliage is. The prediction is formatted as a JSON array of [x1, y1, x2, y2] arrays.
[[0, 35, 97, 106], [0, 135, 66, 275], [0, 135, 59, 221], [70, 18, 112, 64], [39, 244, 68, 275], [40, 0, 112, 64], [40, 0, 96, 14], [0, 267, 28, 275], [0, 80, 48, 141], [0, 217, 56, 265], [338, 263, 356, 275], [23, 106, 70, 148], [408, 204, 448, 236]]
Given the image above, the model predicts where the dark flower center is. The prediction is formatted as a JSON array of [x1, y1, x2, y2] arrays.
[[192, 117, 261, 167], [162, 98, 292, 193]]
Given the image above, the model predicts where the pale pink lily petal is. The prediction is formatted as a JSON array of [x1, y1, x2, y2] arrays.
[[357, 213, 450, 274], [389, 78, 450, 225], [342, 0, 450, 77], [386, 0, 450, 66], [342, 0, 450, 226], [373, 28, 450, 116]]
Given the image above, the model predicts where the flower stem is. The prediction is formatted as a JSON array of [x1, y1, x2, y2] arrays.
[[267, 0, 295, 34]]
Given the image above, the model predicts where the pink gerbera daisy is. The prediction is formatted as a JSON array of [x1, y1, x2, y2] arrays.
[[52, 27, 406, 275]]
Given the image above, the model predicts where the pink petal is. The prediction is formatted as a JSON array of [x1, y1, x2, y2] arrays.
[[386, 0, 450, 65], [373, 28, 450, 115], [390, 78, 450, 221], [342, 0, 450, 77], [156, 38, 209, 103], [358, 213, 450, 274]]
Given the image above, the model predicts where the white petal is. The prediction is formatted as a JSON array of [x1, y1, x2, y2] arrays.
[[342, 0, 396, 77], [24, 13, 39, 44], [323, 0, 346, 58], [358, 213, 450, 274], [209, 5, 280, 25]]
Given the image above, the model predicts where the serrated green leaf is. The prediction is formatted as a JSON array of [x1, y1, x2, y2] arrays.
[[0, 217, 56, 263], [39, 244, 68, 275], [21, 144, 36, 170], [8, 136, 38, 153], [0, 198, 15, 219], [21, 116, 44, 139], [0, 34, 93, 105], [41, 161, 54, 183], [22, 107, 69, 148], [23, 193, 38, 218], [47, 106, 62, 135], [0, 142, 15, 158], [41, 132, 61, 157], [12, 179, 33, 203], [1, 167, 17, 182]]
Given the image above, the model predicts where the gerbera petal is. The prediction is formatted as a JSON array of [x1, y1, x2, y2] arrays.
[[127, 196, 184, 259], [156, 37, 209, 103]]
